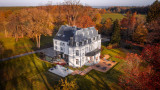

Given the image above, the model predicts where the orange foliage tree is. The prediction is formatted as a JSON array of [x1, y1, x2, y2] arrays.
[[76, 15, 95, 28], [119, 53, 154, 89]]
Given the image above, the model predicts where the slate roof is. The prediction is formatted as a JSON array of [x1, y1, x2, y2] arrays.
[[85, 49, 101, 56], [54, 25, 99, 42]]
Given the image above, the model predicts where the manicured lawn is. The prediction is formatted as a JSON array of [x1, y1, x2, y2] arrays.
[[0, 45, 129, 89], [65, 47, 129, 90], [0, 54, 61, 90]]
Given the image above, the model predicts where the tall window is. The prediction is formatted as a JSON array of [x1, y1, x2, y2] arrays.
[[76, 50, 79, 56], [76, 59, 79, 65], [55, 46, 57, 50], [55, 41, 57, 44], [60, 47, 63, 51], [60, 42, 63, 46], [86, 47, 88, 53]]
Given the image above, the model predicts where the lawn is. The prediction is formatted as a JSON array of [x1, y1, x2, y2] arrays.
[[101, 13, 125, 23], [0, 54, 61, 90], [101, 13, 146, 23], [65, 47, 128, 90], [0, 45, 129, 90], [0, 33, 54, 59]]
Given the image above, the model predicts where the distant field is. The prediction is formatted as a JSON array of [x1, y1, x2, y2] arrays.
[[102, 13, 146, 22], [102, 13, 125, 22], [0, 7, 31, 11]]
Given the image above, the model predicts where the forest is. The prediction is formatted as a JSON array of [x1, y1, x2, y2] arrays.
[[0, 0, 160, 90]]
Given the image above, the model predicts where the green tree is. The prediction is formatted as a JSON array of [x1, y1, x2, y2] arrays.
[[111, 19, 121, 44], [132, 24, 148, 44], [147, 0, 160, 22]]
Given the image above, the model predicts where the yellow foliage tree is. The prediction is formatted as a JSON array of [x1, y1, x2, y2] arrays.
[[132, 24, 148, 44]]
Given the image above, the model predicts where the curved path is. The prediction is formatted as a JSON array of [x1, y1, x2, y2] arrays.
[[0, 47, 53, 61]]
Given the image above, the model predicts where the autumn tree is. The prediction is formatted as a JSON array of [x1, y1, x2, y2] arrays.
[[20, 8, 54, 48], [76, 15, 95, 28], [141, 44, 160, 70], [147, 17, 160, 43], [0, 10, 12, 37], [0, 41, 4, 55], [111, 19, 121, 44], [102, 18, 113, 36], [7, 10, 25, 41], [92, 13, 102, 24], [61, 0, 82, 26], [132, 24, 148, 44], [99, 9, 107, 14], [120, 11, 137, 40], [147, 0, 160, 22], [54, 79, 78, 90], [119, 53, 154, 89], [95, 24, 103, 33]]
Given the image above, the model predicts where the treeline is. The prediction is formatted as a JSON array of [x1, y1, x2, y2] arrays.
[[0, 0, 106, 48], [106, 6, 149, 14], [99, 0, 160, 45]]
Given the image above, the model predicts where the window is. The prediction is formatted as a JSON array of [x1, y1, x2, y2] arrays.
[[85, 47, 88, 52], [55, 41, 57, 44], [82, 57, 84, 63], [60, 42, 63, 46], [76, 59, 79, 65], [60, 47, 63, 51], [55, 46, 57, 50], [76, 42, 79, 46], [76, 50, 79, 56], [63, 43, 65, 46]]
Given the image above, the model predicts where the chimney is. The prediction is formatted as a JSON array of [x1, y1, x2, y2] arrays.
[[70, 37, 74, 46]]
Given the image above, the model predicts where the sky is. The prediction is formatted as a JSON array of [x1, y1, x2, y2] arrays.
[[0, 0, 157, 7]]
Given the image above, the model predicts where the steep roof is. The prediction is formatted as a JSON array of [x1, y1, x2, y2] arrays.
[[54, 25, 98, 42]]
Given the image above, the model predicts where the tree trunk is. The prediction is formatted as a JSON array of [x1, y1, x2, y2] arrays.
[[3, 24, 8, 37], [38, 35, 41, 48], [35, 34, 41, 48], [35, 34, 39, 48]]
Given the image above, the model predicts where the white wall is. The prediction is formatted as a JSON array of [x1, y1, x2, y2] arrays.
[[53, 35, 101, 68]]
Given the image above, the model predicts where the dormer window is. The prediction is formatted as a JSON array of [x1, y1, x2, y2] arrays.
[[76, 42, 79, 46], [86, 40, 88, 44], [57, 34, 61, 36], [82, 41, 84, 45]]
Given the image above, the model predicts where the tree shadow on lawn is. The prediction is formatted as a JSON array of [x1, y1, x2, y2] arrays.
[[66, 74, 95, 90], [86, 68, 123, 90], [30, 54, 50, 90]]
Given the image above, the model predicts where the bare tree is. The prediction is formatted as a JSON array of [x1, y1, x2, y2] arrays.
[[61, 0, 82, 26]]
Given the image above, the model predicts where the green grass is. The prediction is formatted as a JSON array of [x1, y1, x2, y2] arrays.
[[101, 13, 146, 23], [65, 47, 129, 90], [0, 54, 61, 90], [101, 13, 125, 22], [0, 33, 54, 59], [0, 43, 129, 89]]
